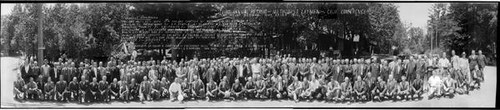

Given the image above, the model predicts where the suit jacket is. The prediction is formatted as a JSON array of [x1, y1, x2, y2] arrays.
[[20, 65, 31, 79]]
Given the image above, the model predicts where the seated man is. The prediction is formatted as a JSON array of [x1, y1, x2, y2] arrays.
[[68, 77, 80, 101], [398, 76, 411, 100], [230, 79, 244, 100], [265, 75, 278, 100], [244, 77, 257, 100], [275, 76, 288, 99], [371, 76, 386, 101], [470, 65, 482, 90], [353, 76, 367, 102], [119, 80, 130, 102], [206, 78, 219, 101], [180, 78, 190, 100], [159, 77, 170, 99], [363, 72, 376, 101], [26, 77, 41, 100], [455, 69, 469, 95], [129, 78, 139, 101], [428, 70, 443, 99], [56, 75, 70, 102], [255, 75, 268, 99], [218, 76, 232, 100], [287, 77, 301, 102], [14, 76, 26, 100], [442, 73, 456, 98], [310, 77, 327, 101], [89, 77, 99, 102], [99, 76, 111, 102], [298, 77, 312, 101], [190, 75, 206, 100], [44, 77, 56, 101], [385, 75, 398, 101], [150, 78, 161, 100], [169, 78, 184, 103], [326, 77, 341, 102], [79, 76, 91, 103], [410, 74, 424, 100], [139, 76, 152, 102], [109, 78, 120, 100], [340, 77, 353, 102]]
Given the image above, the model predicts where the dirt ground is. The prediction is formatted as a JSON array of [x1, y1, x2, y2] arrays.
[[1, 57, 496, 108]]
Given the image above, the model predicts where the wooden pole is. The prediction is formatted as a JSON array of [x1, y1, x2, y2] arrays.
[[37, 3, 44, 66]]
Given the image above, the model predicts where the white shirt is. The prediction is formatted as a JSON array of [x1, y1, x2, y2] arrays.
[[25, 65, 30, 73], [169, 82, 182, 93], [428, 75, 442, 87], [438, 58, 450, 68], [251, 63, 261, 73]]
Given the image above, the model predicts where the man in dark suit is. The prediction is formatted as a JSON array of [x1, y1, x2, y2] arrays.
[[20, 59, 31, 81]]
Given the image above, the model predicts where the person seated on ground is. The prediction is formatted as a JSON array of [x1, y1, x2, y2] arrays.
[[442, 73, 456, 98], [89, 77, 99, 102], [410, 74, 424, 100], [14, 76, 26, 100], [470, 65, 482, 90], [244, 77, 257, 100], [180, 78, 191, 100], [190, 75, 206, 100], [455, 70, 469, 95], [99, 76, 111, 102], [35, 75, 45, 100], [310, 76, 327, 101], [275, 75, 287, 99], [159, 77, 170, 99], [427, 70, 443, 99], [287, 76, 301, 102], [43, 77, 55, 101], [363, 72, 376, 101], [79, 76, 91, 103], [255, 75, 268, 99], [340, 77, 353, 102], [299, 77, 312, 101], [372, 76, 386, 101], [56, 75, 70, 102], [68, 77, 79, 101], [109, 78, 120, 100], [139, 76, 153, 102], [150, 78, 161, 100], [398, 76, 411, 100], [128, 78, 139, 101], [218, 76, 232, 100], [206, 78, 219, 101], [326, 77, 341, 102], [119, 80, 129, 102], [230, 79, 244, 100], [265, 73, 278, 100], [169, 78, 184, 103], [385, 75, 398, 101], [353, 76, 367, 102]]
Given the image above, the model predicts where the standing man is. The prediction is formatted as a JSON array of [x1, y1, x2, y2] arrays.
[[477, 50, 486, 81]]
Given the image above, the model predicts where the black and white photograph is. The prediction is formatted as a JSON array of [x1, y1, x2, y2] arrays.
[[0, 1, 497, 108]]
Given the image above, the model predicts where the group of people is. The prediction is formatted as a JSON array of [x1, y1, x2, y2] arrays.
[[13, 49, 487, 104]]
